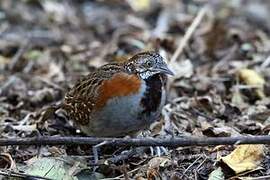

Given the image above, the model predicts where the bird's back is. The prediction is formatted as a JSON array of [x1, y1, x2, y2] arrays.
[[64, 63, 126, 125]]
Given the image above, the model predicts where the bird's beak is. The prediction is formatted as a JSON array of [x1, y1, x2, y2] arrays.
[[158, 65, 174, 75]]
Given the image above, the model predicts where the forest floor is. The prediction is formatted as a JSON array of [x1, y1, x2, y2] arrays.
[[0, 0, 270, 179]]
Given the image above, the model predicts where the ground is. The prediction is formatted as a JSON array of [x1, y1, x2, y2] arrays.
[[0, 0, 270, 179]]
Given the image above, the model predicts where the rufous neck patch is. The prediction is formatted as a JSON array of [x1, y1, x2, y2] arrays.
[[96, 73, 141, 109]]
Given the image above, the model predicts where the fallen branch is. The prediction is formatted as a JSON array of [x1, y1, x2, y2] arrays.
[[0, 135, 270, 147]]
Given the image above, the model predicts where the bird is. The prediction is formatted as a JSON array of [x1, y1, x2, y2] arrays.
[[63, 51, 174, 137]]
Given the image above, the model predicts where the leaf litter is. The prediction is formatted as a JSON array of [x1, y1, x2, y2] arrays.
[[0, 0, 270, 179]]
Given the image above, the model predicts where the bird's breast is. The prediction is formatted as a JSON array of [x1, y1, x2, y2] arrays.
[[140, 74, 165, 116]]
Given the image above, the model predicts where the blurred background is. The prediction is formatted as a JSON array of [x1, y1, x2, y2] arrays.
[[0, 0, 270, 179]]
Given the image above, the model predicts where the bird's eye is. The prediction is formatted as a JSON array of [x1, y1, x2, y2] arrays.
[[146, 61, 152, 67]]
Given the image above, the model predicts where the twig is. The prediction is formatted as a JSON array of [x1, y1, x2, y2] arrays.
[[0, 136, 269, 147], [8, 41, 30, 71], [261, 55, 270, 68], [170, 5, 208, 64], [181, 154, 203, 178], [236, 175, 270, 180], [0, 169, 52, 180]]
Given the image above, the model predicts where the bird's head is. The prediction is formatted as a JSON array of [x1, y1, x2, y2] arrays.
[[125, 51, 174, 79]]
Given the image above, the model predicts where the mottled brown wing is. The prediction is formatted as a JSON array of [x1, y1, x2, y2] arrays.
[[63, 63, 125, 125]]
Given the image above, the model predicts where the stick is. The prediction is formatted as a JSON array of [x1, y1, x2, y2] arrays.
[[8, 41, 30, 71], [0, 136, 269, 147], [0, 169, 52, 180], [170, 5, 208, 64]]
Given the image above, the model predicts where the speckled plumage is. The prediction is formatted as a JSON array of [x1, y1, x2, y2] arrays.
[[63, 52, 173, 137]]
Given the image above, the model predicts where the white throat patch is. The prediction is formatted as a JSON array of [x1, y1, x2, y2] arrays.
[[139, 71, 155, 80]]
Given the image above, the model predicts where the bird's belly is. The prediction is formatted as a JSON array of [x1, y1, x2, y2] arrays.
[[95, 94, 146, 136], [81, 92, 160, 137]]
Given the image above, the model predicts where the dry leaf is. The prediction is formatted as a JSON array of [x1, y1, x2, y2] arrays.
[[0, 153, 16, 169], [169, 59, 193, 80], [221, 144, 265, 174], [231, 88, 246, 108], [135, 177, 147, 180], [12, 124, 37, 132], [127, 0, 151, 11], [238, 69, 265, 98], [147, 157, 170, 180], [0, 55, 9, 71], [148, 157, 170, 169]]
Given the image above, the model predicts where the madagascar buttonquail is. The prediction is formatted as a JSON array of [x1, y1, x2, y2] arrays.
[[63, 52, 173, 137]]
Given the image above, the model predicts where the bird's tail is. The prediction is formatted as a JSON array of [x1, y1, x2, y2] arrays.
[[40, 103, 63, 122]]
